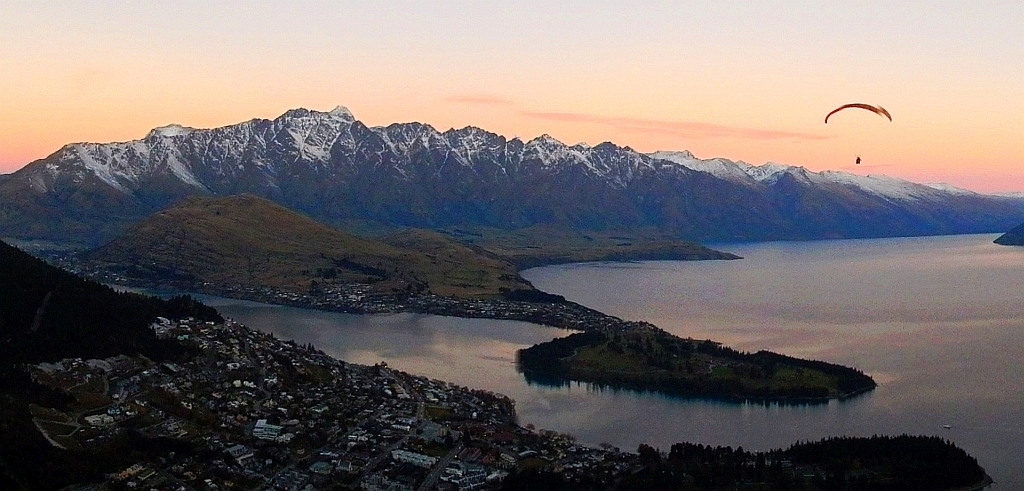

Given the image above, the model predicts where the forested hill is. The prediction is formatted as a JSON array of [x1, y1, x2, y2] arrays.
[[517, 330, 877, 401], [0, 239, 220, 366], [0, 240, 222, 490], [505, 435, 988, 491], [994, 222, 1024, 245]]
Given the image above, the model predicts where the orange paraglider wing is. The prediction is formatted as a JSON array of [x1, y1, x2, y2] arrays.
[[824, 103, 892, 124]]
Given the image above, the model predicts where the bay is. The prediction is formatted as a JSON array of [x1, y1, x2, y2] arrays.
[[200, 233, 1024, 487]]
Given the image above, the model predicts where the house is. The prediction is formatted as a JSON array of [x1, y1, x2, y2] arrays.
[[225, 444, 255, 465], [309, 461, 334, 475], [85, 414, 115, 427], [390, 449, 438, 468], [253, 419, 283, 440]]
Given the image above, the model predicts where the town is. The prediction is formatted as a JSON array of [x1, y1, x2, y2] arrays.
[[26, 317, 639, 491], [54, 253, 659, 335]]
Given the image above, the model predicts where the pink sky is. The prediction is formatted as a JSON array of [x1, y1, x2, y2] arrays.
[[1, 1, 1021, 192]]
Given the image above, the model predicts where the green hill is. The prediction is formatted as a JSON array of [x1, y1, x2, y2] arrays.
[[84, 194, 532, 298], [443, 225, 740, 269]]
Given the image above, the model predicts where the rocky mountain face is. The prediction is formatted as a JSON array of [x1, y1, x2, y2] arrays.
[[3, 106, 1023, 245]]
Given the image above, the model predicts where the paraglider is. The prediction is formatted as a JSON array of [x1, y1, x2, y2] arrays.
[[825, 103, 891, 165], [824, 103, 892, 124]]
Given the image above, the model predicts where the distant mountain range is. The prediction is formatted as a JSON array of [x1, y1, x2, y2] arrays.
[[3, 106, 1023, 245]]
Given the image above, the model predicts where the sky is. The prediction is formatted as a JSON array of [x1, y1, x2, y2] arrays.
[[1, 1, 1021, 192]]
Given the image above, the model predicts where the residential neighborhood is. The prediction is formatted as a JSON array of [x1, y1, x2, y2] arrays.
[[26, 317, 640, 491]]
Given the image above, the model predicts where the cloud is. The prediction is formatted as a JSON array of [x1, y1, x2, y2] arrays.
[[521, 111, 829, 142], [445, 95, 516, 106]]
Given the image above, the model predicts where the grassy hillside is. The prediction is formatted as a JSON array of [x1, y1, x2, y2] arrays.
[[443, 225, 740, 269], [85, 194, 531, 298]]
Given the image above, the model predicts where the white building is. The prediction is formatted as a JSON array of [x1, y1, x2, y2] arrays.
[[390, 449, 438, 468], [253, 419, 283, 440]]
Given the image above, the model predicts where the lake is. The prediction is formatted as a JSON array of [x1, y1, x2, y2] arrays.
[[199, 233, 1024, 487]]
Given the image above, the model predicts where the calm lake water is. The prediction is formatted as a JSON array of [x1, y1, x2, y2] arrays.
[[199, 234, 1024, 487]]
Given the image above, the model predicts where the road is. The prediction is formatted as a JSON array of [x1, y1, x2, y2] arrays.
[[416, 443, 463, 491]]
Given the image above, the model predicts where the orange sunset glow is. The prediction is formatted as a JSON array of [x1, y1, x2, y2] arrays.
[[1, 2, 1021, 192]]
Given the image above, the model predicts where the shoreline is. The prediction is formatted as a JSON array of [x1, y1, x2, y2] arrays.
[[75, 272, 879, 405]]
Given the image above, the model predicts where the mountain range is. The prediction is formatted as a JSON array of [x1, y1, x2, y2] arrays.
[[2, 106, 1023, 245]]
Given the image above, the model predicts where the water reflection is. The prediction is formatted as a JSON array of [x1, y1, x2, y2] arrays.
[[518, 371, 862, 407], [191, 234, 1024, 487], [523, 234, 1024, 487]]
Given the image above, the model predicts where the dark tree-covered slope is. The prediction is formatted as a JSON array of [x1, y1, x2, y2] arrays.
[[0, 239, 220, 365], [506, 435, 988, 491], [0, 239, 221, 490]]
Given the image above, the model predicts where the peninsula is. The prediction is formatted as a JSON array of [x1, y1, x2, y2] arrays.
[[41, 194, 875, 402], [0, 240, 984, 491]]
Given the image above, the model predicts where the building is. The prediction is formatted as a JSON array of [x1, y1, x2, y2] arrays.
[[390, 449, 438, 468], [253, 419, 283, 440], [225, 444, 254, 465], [309, 461, 334, 475]]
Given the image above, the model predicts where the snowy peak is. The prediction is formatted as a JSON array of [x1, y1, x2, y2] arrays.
[[328, 105, 355, 122], [650, 150, 696, 163], [20, 105, 993, 206], [6, 104, 1024, 246], [647, 150, 968, 202], [815, 171, 928, 200], [650, 151, 754, 183], [147, 124, 196, 139], [743, 162, 795, 183]]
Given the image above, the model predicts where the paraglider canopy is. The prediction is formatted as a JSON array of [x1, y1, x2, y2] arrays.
[[824, 103, 892, 124]]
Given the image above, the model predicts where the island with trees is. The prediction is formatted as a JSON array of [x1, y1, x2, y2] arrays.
[[517, 329, 877, 402], [0, 240, 988, 491]]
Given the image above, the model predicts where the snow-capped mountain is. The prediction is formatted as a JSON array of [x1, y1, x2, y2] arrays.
[[3, 106, 1023, 245], [649, 150, 980, 202]]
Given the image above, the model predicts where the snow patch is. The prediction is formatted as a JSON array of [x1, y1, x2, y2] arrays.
[[148, 124, 196, 138], [328, 106, 356, 122], [923, 182, 976, 196], [73, 145, 128, 193], [650, 151, 755, 183], [818, 171, 938, 201], [162, 152, 206, 189], [990, 191, 1024, 199]]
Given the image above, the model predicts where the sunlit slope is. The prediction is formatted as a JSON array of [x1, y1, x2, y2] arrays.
[[444, 225, 739, 269], [85, 194, 530, 297]]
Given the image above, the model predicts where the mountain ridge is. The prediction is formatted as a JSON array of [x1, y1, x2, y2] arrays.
[[3, 106, 1024, 245]]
